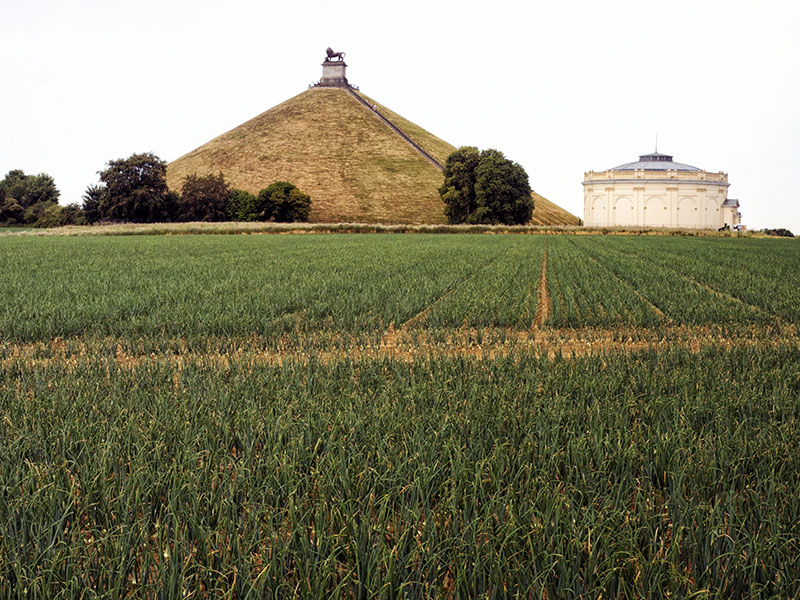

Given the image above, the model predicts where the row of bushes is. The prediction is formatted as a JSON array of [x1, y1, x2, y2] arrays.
[[200, 177, 312, 224], [761, 228, 794, 238], [0, 154, 312, 228]]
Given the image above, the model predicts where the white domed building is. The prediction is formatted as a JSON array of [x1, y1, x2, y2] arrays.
[[583, 152, 742, 229]]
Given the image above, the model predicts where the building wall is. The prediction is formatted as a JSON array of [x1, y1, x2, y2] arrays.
[[583, 169, 733, 229]]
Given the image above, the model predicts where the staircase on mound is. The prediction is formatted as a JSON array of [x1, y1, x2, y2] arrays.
[[347, 88, 444, 171]]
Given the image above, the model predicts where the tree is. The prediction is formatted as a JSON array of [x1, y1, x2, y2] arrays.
[[0, 198, 25, 224], [0, 169, 60, 209], [0, 169, 61, 225], [81, 184, 105, 224], [60, 203, 86, 226], [439, 146, 479, 224], [98, 153, 172, 222], [473, 149, 532, 225], [0, 170, 28, 206], [439, 147, 533, 225], [278, 187, 312, 222], [255, 182, 311, 222], [227, 189, 257, 221], [178, 173, 230, 222]]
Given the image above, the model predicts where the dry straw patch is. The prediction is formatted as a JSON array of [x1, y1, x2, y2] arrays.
[[533, 240, 551, 328], [2, 325, 795, 369]]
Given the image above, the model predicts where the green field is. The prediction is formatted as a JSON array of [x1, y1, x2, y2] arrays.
[[1, 234, 798, 598], [2, 234, 798, 340]]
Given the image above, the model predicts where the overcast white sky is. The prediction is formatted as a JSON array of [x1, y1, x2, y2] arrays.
[[2, 0, 799, 232]]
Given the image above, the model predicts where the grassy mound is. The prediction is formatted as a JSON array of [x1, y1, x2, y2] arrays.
[[167, 87, 579, 226], [167, 88, 452, 224]]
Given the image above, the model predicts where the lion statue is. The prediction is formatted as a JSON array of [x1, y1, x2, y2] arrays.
[[326, 47, 346, 61]]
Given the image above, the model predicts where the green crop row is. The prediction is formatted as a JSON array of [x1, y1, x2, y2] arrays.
[[1, 234, 798, 342], [0, 235, 497, 341], [544, 237, 663, 328], [570, 237, 769, 326], [1, 346, 798, 598], [596, 236, 800, 322], [423, 237, 545, 328]]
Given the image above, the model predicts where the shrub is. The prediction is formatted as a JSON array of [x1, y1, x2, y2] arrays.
[[227, 189, 257, 221], [179, 173, 230, 222], [255, 182, 311, 222], [35, 204, 66, 228], [0, 197, 25, 225]]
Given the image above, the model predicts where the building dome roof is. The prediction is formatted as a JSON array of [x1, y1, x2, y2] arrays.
[[612, 152, 701, 172]]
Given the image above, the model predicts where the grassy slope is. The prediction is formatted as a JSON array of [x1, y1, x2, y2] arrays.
[[167, 88, 448, 224], [530, 191, 580, 226], [354, 92, 578, 226], [355, 92, 456, 166]]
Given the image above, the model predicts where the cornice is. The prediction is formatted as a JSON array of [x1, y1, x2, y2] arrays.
[[583, 179, 729, 187]]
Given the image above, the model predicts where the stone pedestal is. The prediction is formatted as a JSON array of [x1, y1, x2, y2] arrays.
[[318, 60, 349, 87]]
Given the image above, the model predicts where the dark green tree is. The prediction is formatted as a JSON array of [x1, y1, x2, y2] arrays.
[[164, 190, 181, 222], [278, 187, 312, 222], [98, 153, 172, 222], [60, 203, 86, 226], [81, 184, 105, 224], [474, 150, 532, 225], [24, 202, 53, 226], [256, 182, 311, 222], [439, 147, 533, 225], [0, 198, 25, 224], [0, 170, 26, 204], [439, 146, 480, 224], [227, 189, 257, 221], [0, 169, 61, 225], [178, 173, 230, 222], [0, 169, 60, 209]]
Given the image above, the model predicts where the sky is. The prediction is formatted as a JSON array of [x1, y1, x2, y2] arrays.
[[2, 0, 799, 232]]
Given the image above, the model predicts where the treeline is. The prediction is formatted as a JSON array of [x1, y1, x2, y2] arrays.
[[761, 228, 794, 238], [0, 153, 310, 227], [0, 170, 73, 227]]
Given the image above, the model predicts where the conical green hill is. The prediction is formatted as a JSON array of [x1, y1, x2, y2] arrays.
[[166, 87, 580, 225], [167, 88, 453, 224]]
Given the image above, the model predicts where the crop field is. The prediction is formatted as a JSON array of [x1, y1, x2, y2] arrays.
[[1, 233, 799, 598]]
